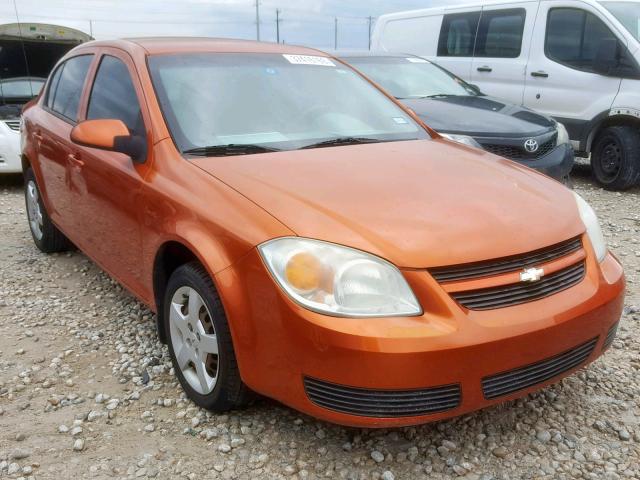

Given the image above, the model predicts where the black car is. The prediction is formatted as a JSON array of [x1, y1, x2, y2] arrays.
[[339, 53, 573, 183]]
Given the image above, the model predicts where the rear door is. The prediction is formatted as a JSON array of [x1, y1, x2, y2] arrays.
[[435, 7, 482, 80], [470, 3, 538, 104], [523, 2, 624, 137], [37, 54, 93, 231], [67, 48, 152, 295]]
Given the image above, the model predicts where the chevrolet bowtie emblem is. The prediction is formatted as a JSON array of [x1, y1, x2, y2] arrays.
[[520, 267, 544, 283]]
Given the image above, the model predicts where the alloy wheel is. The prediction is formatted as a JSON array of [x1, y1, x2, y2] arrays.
[[169, 286, 220, 395], [26, 180, 44, 241]]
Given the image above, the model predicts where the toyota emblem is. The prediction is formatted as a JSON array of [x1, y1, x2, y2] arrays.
[[524, 139, 539, 153]]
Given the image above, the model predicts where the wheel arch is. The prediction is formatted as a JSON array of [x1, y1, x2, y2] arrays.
[[586, 114, 640, 154]]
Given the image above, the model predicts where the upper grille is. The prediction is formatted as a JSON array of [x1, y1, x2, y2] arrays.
[[4, 120, 20, 131], [452, 262, 585, 310], [303, 377, 461, 418], [603, 322, 619, 351], [429, 237, 582, 283], [482, 337, 597, 399], [482, 136, 556, 161]]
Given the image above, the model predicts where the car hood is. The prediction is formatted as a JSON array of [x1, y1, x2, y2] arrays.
[[192, 139, 584, 268], [402, 95, 555, 137]]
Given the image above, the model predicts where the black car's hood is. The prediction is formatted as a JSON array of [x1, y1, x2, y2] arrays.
[[403, 95, 555, 138]]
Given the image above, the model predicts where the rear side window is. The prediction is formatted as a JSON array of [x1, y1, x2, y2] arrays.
[[546, 8, 618, 71], [87, 55, 144, 136], [438, 12, 481, 57], [46, 55, 93, 122], [475, 9, 526, 58]]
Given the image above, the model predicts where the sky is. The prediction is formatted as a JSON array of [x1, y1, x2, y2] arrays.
[[0, 0, 463, 50]]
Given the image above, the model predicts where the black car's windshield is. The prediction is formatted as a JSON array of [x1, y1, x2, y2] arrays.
[[0, 78, 45, 100], [147, 53, 429, 155], [602, 1, 640, 41], [345, 56, 478, 99]]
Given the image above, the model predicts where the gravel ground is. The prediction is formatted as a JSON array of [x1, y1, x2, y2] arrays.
[[1, 165, 639, 480]]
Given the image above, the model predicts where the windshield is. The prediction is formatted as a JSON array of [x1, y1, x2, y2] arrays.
[[0, 78, 45, 99], [603, 1, 640, 41], [147, 53, 428, 154], [344, 56, 478, 99]]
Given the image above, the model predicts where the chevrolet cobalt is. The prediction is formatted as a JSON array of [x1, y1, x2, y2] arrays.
[[21, 39, 624, 427]]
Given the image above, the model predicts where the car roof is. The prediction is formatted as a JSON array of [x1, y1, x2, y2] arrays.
[[74, 37, 329, 57]]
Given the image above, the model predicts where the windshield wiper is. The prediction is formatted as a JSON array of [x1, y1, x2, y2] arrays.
[[300, 137, 383, 150], [183, 144, 281, 156]]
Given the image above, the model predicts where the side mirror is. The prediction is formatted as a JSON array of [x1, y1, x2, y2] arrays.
[[594, 38, 619, 75], [70, 119, 146, 163]]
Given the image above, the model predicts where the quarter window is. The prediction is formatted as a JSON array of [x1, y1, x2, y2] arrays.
[[546, 8, 618, 71], [46, 55, 93, 122], [438, 12, 481, 57], [475, 9, 526, 58], [87, 55, 144, 136]]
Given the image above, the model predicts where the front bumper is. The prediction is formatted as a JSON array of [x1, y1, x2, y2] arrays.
[[516, 143, 574, 182], [0, 120, 22, 174], [215, 241, 624, 428]]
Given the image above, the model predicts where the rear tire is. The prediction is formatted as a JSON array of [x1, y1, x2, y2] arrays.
[[24, 168, 73, 253], [591, 126, 640, 190], [164, 262, 253, 411]]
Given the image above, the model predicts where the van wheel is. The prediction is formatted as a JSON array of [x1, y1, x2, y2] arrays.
[[24, 168, 73, 253], [591, 126, 640, 190], [164, 262, 253, 411]]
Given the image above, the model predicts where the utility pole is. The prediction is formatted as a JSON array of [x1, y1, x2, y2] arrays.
[[276, 9, 281, 44], [368, 16, 373, 50], [334, 17, 338, 50], [89, 19, 93, 38], [255, 0, 260, 41]]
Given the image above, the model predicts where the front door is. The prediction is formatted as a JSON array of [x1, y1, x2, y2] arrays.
[[523, 1, 624, 137], [67, 49, 152, 296]]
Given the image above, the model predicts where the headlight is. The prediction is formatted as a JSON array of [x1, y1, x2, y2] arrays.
[[258, 237, 422, 317], [556, 122, 570, 146], [573, 192, 607, 262], [440, 133, 483, 149]]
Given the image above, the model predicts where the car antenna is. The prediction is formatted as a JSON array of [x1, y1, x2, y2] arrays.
[[12, 0, 34, 98]]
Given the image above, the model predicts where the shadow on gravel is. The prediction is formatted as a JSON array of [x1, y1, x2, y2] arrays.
[[0, 173, 24, 190]]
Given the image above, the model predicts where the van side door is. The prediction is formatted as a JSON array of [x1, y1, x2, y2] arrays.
[[435, 8, 482, 80], [523, 2, 624, 145], [470, 3, 538, 104]]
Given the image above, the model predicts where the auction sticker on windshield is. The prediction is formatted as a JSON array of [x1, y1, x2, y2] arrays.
[[283, 54, 335, 66]]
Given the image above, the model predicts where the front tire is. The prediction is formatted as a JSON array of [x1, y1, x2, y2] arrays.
[[164, 262, 252, 411], [24, 168, 73, 253], [591, 126, 640, 190]]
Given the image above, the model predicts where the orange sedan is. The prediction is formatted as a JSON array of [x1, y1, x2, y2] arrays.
[[20, 38, 624, 428]]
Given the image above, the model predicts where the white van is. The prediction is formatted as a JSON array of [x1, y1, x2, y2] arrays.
[[372, 0, 640, 190]]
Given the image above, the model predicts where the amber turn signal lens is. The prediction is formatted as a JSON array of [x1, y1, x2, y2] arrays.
[[285, 252, 323, 293]]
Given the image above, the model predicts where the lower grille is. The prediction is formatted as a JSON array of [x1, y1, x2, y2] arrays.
[[303, 377, 461, 417], [452, 262, 585, 310], [482, 337, 597, 399], [482, 136, 556, 161], [603, 322, 619, 350]]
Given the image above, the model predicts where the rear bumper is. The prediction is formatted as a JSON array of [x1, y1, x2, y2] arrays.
[[216, 243, 625, 428]]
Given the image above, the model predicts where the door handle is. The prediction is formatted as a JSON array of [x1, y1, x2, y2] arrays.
[[531, 71, 549, 78], [477, 66, 492, 73], [68, 153, 85, 167], [33, 131, 43, 141]]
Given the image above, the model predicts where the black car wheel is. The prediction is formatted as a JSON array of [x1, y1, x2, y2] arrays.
[[592, 126, 640, 191]]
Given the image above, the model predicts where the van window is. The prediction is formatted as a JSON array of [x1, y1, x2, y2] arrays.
[[46, 55, 93, 122], [475, 9, 526, 58], [438, 12, 481, 57], [87, 55, 144, 136], [546, 8, 618, 72]]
